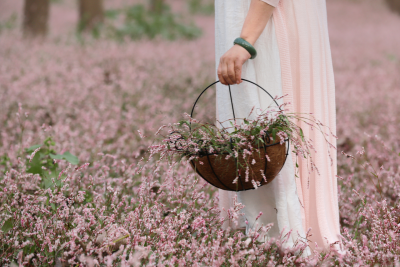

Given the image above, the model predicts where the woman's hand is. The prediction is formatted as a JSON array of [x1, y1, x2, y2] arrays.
[[217, 45, 251, 85], [217, 0, 275, 85]]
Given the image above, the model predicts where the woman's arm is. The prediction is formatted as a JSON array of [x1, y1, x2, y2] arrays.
[[217, 0, 275, 85]]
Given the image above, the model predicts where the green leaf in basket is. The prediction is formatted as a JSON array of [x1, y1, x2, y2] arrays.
[[179, 120, 190, 127], [299, 128, 305, 142], [271, 128, 277, 140]]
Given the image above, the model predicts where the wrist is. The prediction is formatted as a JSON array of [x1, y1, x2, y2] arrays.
[[239, 35, 256, 46], [234, 44, 251, 58], [233, 37, 257, 59]]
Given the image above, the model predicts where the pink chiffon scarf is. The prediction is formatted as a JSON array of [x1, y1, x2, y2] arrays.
[[262, 0, 341, 251]]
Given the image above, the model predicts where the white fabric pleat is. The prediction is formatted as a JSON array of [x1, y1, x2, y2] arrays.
[[215, 0, 308, 247]]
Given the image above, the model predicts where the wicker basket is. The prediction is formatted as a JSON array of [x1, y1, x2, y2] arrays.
[[188, 79, 289, 191], [190, 138, 286, 191]]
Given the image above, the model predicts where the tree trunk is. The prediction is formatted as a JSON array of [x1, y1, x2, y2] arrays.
[[78, 0, 104, 31], [386, 0, 400, 14], [23, 0, 50, 38], [149, 0, 165, 14]]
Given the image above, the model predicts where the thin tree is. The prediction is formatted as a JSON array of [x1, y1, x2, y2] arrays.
[[23, 0, 50, 38], [386, 0, 400, 14], [78, 0, 104, 31]]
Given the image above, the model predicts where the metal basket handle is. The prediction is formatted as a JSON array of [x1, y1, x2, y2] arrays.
[[189, 78, 282, 130]]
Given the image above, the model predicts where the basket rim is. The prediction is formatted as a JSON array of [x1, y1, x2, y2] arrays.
[[187, 138, 289, 157]]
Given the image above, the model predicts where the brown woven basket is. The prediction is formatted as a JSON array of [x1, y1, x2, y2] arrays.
[[188, 79, 289, 191], [189, 138, 286, 191]]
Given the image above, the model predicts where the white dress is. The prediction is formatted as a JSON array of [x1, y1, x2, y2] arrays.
[[215, 0, 307, 247]]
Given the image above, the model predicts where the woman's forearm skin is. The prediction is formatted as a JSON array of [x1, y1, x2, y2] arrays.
[[240, 0, 275, 45]]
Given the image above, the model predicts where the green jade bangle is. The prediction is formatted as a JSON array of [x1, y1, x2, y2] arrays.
[[233, 37, 257, 59]]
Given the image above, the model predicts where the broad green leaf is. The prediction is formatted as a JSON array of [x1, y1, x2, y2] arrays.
[[61, 152, 79, 165], [26, 153, 43, 175], [26, 144, 41, 152], [50, 152, 79, 165], [1, 218, 13, 233], [50, 154, 64, 160]]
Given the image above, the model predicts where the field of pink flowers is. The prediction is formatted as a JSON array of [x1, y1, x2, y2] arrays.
[[1, 0, 400, 266]]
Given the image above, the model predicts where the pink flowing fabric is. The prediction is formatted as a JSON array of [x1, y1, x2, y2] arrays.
[[262, 0, 341, 250]]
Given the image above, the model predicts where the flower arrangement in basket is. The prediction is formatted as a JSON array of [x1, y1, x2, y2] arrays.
[[151, 79, 336, 191]]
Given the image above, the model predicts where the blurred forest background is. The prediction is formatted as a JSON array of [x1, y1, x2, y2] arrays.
[[0, 0, 399, 39], [0, 0, 213, 39]]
